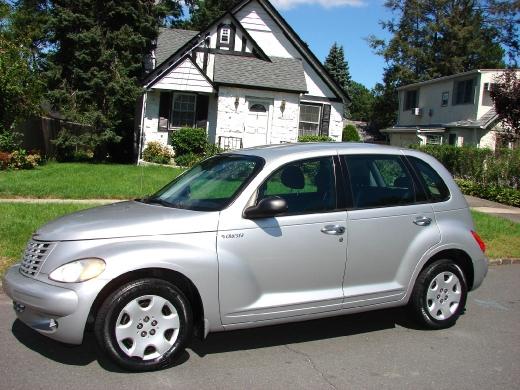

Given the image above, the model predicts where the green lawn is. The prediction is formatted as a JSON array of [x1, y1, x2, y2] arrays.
[[0, 162, 184, 199], [0, 203, 517, 277], [471, 211, 520, 260]]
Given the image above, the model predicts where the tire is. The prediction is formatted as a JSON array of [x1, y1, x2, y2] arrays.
[[94, 278, 193, 371], [410, 259, 468, 329]]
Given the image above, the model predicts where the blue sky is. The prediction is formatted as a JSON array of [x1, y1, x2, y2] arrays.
[[271, 0, 393, 89]]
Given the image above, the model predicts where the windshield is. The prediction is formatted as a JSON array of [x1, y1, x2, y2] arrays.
[[145, 154, 264, 211]]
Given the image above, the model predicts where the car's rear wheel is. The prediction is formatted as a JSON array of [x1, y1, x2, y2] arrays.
[[94, 278, 192, 371], [410, 259, 468, 329]]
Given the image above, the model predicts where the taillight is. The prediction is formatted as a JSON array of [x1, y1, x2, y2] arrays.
[[471, 231, 486, 253]]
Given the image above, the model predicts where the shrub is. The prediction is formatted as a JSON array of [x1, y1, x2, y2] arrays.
[[298, 135, 334, 142], [342, 124, 361, 142], [51, 129, 122, 162], [456, 179, 520, 207], [0, 130, 23, 152], [174, 152, 201, 168], [0, 149, 41, 170], [142, 141, 174, 165], [170, 128, 207, 157]]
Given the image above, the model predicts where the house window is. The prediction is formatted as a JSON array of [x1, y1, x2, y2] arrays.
[[426, 135, 442, 145], [404, 90, 418, 111], [171, 94, 196, 128], [220, 28, 230, 44], [441, 92, 449, 107], [298, 104, 321, 136], [454, 78, 475, 105], [448, 133, 457, 145]]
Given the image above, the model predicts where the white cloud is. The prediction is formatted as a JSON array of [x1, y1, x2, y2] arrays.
[[270, 0, 365, 10]]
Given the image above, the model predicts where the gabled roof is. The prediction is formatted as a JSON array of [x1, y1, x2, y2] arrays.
[[155, 28, 198, 66], [214, 55, 307, 93], [232, 0, 349, 103]]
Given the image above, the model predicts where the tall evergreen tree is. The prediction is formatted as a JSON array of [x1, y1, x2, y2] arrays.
[[179, 0, 238, 30], [324, 42, 351, 95], [45, 0, 184, 161]]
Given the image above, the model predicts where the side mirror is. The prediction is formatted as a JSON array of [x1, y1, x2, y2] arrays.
[[243, 196, 288, 219]]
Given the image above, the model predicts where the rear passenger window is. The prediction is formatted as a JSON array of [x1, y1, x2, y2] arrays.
[[258, 157, 336, 214], [344, 155, 415, 209], [409, 157, 450, 202]]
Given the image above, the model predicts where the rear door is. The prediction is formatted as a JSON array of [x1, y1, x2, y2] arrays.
[[340, 154, 441, 307]]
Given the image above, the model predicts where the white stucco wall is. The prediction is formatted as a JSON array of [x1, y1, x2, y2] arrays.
[[215, 86, 300, 147], [141, 91, 170, 149]]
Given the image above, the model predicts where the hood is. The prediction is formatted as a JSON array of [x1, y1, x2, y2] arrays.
[[34, 201, 220, 241]]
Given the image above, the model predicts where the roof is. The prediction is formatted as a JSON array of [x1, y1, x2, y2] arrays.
[[155, 28, 199, 66], [397, 69, 514, 91], [213, 55, 307, 93], [444, 107, 499, 129]]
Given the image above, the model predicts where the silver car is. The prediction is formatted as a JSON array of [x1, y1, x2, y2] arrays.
[[3, 143, 488, 371]]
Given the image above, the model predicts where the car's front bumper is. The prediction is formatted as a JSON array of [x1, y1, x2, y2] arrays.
[[2, 265, 99, 344]]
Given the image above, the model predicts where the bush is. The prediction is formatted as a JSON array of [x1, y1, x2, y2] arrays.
[[456, 179, 520, 207], [0, 130, 23, 152], [51, 129, 122, 162], [174, 152, 201, 168], [342, 124, 360, 142], [142, 141, 174, 165], [0, 149, 42, 170], [298, 135, 334, 142], [170, 128, 207, 157]]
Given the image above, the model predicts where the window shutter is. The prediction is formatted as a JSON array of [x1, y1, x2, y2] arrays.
[[195, 95, 209, 128], [320, 104, 331, 137], [158, 92, 172, 131]]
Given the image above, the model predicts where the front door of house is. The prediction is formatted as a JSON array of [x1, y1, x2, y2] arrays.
[[244, 99, 270, 147]]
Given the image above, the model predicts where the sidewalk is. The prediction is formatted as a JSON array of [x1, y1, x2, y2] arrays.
[[465, 195, 520, 224]]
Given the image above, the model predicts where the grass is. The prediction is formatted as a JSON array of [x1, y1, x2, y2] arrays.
[[471, 211, 520, 259], [0, 162, 184, 199], [0, 204, 517, 277]]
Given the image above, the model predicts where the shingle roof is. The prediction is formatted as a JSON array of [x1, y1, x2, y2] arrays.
[[445, 108, 499, 129], [213, 54, 307, 93], [155, 28, 199, 66]]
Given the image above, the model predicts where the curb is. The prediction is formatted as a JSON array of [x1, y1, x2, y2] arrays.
[[488, 258, 520, 265]]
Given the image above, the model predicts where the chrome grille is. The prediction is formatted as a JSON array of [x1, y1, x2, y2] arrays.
[[19, 240, 56, 277]]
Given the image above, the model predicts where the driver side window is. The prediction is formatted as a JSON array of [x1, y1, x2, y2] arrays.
[[258, 157, 336, 214]]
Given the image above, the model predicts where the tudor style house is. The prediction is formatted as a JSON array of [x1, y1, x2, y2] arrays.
[[382, 69, 517, 150], [136, 0, 348, 159]]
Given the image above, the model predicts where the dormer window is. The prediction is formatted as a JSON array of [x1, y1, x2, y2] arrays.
[[220, 28, 230, 44]]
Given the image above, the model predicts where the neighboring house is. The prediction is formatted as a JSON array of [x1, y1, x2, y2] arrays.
[[136, 0, 348, 158], [382, 69, 517, 150]]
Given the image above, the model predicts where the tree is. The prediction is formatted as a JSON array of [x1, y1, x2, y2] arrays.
[[44, 0, 185, 161], [490, 70, 520, 141], [324, 42, 351, 95], [179, 0, 238, 30], [349, 81, 375, 122], [0, 2, 43, 136], [368, 0, 508, 130], [342, 124, 360, 142]]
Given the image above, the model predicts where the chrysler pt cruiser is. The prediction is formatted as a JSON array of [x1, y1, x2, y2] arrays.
[[3, 143, 488, 371]]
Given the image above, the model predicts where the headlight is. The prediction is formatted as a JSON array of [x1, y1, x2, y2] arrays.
[[49, 258, 106, 283]]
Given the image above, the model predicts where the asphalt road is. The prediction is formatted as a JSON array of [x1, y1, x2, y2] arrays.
[[1, 264, 519, 390]]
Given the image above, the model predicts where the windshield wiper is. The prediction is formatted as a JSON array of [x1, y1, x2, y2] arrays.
[[139, 197, 175, 208]]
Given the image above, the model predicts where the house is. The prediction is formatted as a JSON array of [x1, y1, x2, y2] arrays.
[[382, 69, 517, 150], [136, 0, 349, 159]]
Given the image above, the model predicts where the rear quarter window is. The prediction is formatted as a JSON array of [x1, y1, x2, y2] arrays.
[[408, 157, 450, 202]]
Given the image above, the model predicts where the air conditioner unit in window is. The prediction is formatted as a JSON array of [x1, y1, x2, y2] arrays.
[[412, 108, 422, 116]]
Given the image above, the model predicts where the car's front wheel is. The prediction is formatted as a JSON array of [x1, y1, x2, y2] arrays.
[[410, 259, 468, 329], [94, 278, 193, 371]]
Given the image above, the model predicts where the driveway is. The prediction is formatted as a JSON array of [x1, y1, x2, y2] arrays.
[[465, 195, 520, 223], [1, 264, 519, 390]]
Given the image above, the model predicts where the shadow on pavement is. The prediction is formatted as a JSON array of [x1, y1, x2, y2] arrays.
[[190, 307, 424, 358], [12, 307, 425, 370], [11, 319, 189, 372]]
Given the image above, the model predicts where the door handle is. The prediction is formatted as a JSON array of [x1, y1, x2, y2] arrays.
[[321, 225, 346, 235], [413, 216, 432, 226]]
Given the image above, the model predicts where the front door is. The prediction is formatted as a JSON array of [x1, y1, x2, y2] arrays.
[[217, 156, 347, 325], [340, 154, 441, 307], [244, 99, 270, 147]]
